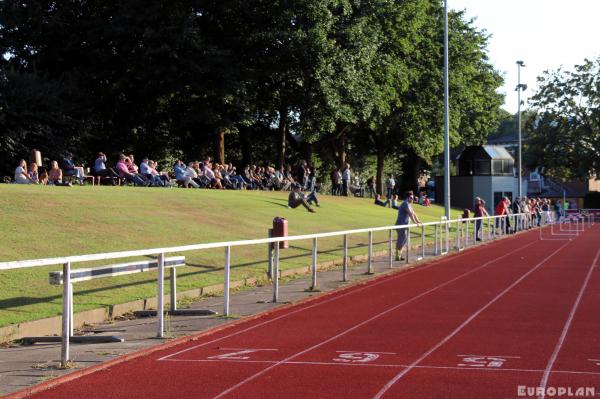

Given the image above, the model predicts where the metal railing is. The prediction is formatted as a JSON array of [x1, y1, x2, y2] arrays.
[[0, 210, 592, 366]]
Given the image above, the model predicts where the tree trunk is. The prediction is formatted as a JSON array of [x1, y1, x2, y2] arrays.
[[240, 126, 252, 166], [215, 130, 225, 164], [376, 140, 386, 195], [302, 142, 313, 164], [399, 148, 421, 194], [337, 133, 346, 170], [277, 104, 287, 169]]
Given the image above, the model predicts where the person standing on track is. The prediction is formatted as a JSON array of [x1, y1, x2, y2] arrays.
[[395, 191, 422, 261]]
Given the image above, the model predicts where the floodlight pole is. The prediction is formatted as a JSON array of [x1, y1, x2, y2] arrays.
[[516, 60, 526, 198], [443, 0, 451, 219]]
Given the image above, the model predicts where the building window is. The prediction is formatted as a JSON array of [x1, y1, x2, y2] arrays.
[[474, 160, 491, 175]]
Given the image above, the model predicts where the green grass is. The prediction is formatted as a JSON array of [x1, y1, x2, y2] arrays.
[[0, 185, 460, 327]]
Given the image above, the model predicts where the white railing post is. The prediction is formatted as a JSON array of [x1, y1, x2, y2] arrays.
[[224, 246, 231, 316], [170, 268, 177, 312], [465, 219, 469, 247], [420, 224, 425, 260], [367, 231, 373, 274], [343, 234, 348, 281], [434, 224, 438, 255], [157, 253, 165, 338], [273, 244, 279, 303], [267, 229, 273, 278], [406, 227, 410, 263], [311, 238, 318, 289], [445, 218, 450, 253], [456, 220, 460, 250], [61, 261, 71, 367], [388, 229, 393, 268], [69, 283, 74, 337]]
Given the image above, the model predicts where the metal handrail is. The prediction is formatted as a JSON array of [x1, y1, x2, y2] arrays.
[[0, 214, 514, 271], [2, 210, 590, 367]]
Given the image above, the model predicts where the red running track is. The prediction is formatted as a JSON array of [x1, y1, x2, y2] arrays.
[[9, 224, 600, 399]]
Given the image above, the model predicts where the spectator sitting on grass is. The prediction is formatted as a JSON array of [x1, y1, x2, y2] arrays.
[[374, 194, 387, 207], [422, 195, 431, 207], [48, 160, 71, 186], [288, 183, 317, 213], [174, 160, 198, 188], [28, 163, 40, 184], [14, 159, 35, 184], [385, 194, 400, 209]]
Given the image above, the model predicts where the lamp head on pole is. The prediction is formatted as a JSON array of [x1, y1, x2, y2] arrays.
[[516, 60, 526, 67]]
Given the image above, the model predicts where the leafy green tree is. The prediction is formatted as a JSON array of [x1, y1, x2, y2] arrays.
[[526, 57, 600, 181]]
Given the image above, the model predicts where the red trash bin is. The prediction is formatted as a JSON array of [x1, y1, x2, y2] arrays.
[[272, 217, 289, 249]]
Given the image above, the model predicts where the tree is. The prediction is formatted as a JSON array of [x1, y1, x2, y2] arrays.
[[526, 57, 600, 181]]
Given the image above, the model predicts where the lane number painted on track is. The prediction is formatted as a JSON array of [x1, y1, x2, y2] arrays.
[[457, 354, 520, 368], [207, 348, 277, 360], [333, 351, 395, 364]]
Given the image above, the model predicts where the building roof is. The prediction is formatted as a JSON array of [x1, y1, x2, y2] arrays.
[[456, 145, 514, 161]]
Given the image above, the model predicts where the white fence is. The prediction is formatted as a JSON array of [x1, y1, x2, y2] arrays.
[[0, 210, 595, 366]]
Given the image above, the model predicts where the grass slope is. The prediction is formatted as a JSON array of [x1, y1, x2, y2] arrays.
[[0, 185, 459, 327]]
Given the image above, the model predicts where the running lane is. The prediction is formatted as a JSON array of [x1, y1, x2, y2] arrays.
[[534, 225, 600, 397], [15, 228, 558, 399], [205, 232, 574, 398], [374, 225, 600, 399]]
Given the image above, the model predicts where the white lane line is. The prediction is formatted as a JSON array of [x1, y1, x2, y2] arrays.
[[210, 240, 541, 399], [538, 248, 600, 399], [456, 354, 521, 358], [372, 239, 573, 399], [158, 236, 538, 362], [161, 358, 600, 376]]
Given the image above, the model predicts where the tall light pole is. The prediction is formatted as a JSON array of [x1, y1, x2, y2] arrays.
[[516, 60, 526, 199], [443, 0, 450, 219]]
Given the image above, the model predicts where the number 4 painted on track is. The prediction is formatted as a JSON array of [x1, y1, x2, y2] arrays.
[[207, 348, 277, 360]]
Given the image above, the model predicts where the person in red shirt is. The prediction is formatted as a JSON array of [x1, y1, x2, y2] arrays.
[[495, 197, 510, 234]]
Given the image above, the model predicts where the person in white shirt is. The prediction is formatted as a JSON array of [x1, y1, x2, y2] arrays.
[[14, 159, 35, 184]]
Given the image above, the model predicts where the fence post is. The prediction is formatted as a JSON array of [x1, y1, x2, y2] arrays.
[[434, 224, 438, 255], [420, 224, 425, 260], [69, 283, 74, 337], [61, 262, 71, 367], [157, 253, 165, 338], [273, 244, 279, 303], [170, 268, 177, 312], [465, 219, 469, 247], [456, 220, 460, 250], [311, 238, 318, 289], [224, 246, 231, 316], [343, 234, 348, 282], [367, 231, 373, 274], [406, 227, 410, 263], [267, 229, 273, 278], [388, 229, 393, 268]]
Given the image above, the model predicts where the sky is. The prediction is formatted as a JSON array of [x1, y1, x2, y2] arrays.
[[449, 0, 600, 114]]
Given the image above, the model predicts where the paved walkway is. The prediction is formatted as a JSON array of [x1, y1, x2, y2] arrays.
[[0, 254, 429, 397]]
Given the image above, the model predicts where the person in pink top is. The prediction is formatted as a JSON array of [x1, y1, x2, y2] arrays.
[[116, 155, 146, 186]]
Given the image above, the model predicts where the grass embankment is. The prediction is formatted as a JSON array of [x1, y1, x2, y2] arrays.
[[0, 185, 459, 327]]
